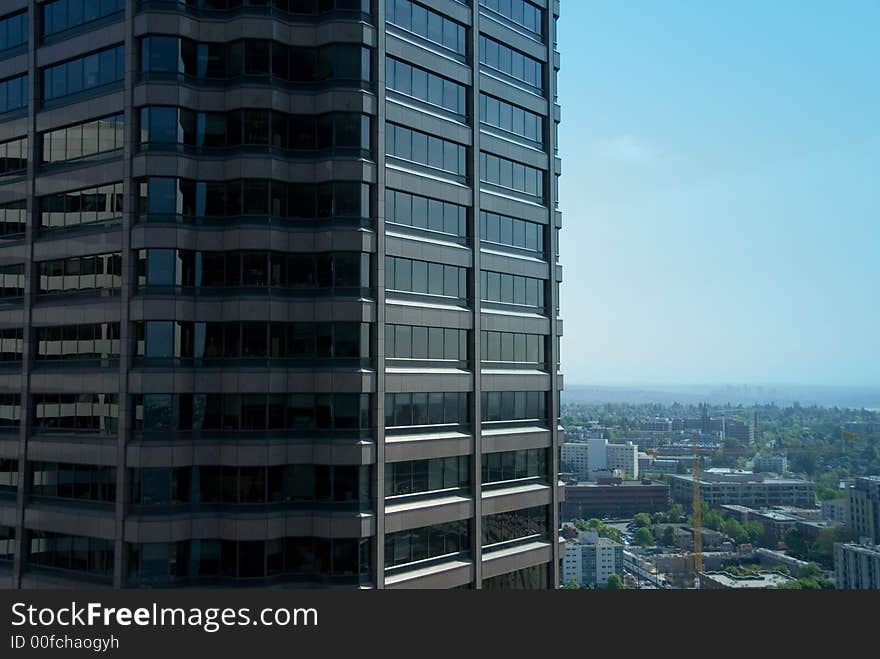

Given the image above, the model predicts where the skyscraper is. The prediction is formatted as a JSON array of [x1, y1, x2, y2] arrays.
[[0, 0, 562, 589]]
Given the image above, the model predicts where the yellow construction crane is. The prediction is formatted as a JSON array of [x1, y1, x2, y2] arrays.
[[691, 434, 703, 576]]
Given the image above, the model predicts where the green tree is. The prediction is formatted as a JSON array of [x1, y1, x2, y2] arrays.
[[784, 527, 808, 558], [667, 503, 684, 522], [634, 527, 655, 546], [662, 525, 677, 546], [745, 521, 765, 546], [605, 573, 625, 590], [563, 579, 581, 589], [633, 513, 652, 528], [722, 518, 749, 545]]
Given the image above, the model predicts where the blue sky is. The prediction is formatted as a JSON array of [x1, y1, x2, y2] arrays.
[[556, 0, 879, 386]]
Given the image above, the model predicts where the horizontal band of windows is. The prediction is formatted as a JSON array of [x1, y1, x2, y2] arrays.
[[138, 0, 372, 22], [129, 429, 374, 443], [39, 149, 124, 174], [479, 0, 543, 41], [42, 44, 125, 102], [385, 55, 467, 117], [482, 505, 548, 548], [385, 156, 469, 186], [134, 357, 373, 370], [385, 0, 467, 57], [41, 113, 125, 165], [385, 454, 470, 499], [386, 223, 470, 249], [0, 74, 28, 115], [137, 72, 374, 94], [478, 35, 543, 91], [139, 142, 372, 161], [138, 286, 373, 299], [384, 518, 470, 570], [0, 136, 28, 178], [41, 81, 124, 110], [138, 214, 371, 230], [42, 0, 125, 41]]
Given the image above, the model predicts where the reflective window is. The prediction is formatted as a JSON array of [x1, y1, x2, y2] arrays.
[[0, 394, 21, 427], [133, 393, 372, 433], [28, 531, 114, 577], [384, 520, 469, 568], [480, 390, 546, 422], [136, 177, 370, 222], [386, 123, 467, 176], [385, 189, 466, 238], [479, 269, 544, 308], [39, 182, 123, 231], [385, 0, 466, 55], [482, 505, 548, 547], [479, 93, 542, 143], [481, 330, 545, 365], [42, 0, 125, 38], [0, 525, 13, 562], [0, 137, 27, 177], [42, 44, 124, 101], [31, 393, 119, 434], [385, 455, 470, 497], [479, 35, 542, 90], [37, 253, 123, 294], [137, 249, 369, 291], [0, 11, 27, 54], [482, 448, 547, 484], [0, 459, 18, 492], [0, 264, 25, 299], [127, 537, 370, 585], [42, 114, 124, 164], [0, 74, 28, 114], [385, 256, 467, 299], [480, 151, 543, 199], [35, 323, 120, 361], [130, 464, 369, 506], [479, 210, 544, 253], [386, 324, 467, 361], [384, 392, 469, 428], [29, 462, 117, 502], [480, 0, 542, 37], [140, 36, 370, 85], [385, 56, 466, 115], [0, 327, 22, 362], [0, 199, 26, 239]]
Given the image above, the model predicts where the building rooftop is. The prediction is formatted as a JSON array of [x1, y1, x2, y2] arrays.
[[700, 571, 795, 589]]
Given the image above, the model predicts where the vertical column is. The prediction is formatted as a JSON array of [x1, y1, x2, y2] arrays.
[[373, 1, 387, 589], [469, 1, 483, 589], [545, 0, 562, 589], [13, 0, 39, 590], [112, 0, 136, 588]]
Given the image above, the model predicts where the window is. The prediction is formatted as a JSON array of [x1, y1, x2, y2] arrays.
[[386, 0, 466, 55], [0, 200, 26, 239], [385, 123, 466, 176], [42, 44, 124, 102], [39, 183, 123, 231], [0, 74, 27, 114], [385, 189, 466, 238], [30, 462, 117, 502], [35, 323, 120, 361], [42, 0, 124, 38], [480, 0, 542, 37], [479, 94, 542, 143], [0, 137, 27, 177], [0, 264, 25, 299], [0, 11, 27, 54], [480, 152, 543, 199], [479, 35, 542, 90], [38, 253, 123, 294], [32, 394, 119, 434], [42, 114, 124, 164], [385, 456, 470, 497], [386, 324, 467, 361], [0, 394, 21, 427], [0, 327, 22, 362], [482, 449, 547, 484], [482, 506, 548, 547], [384, 520, 469, 568], [385, 256, 467, 299], [385, 392, 468, 428], [480, 390, 546, 422], [481, 331, 545, 365], [480, 269, 544, 308], [28, 531, 114, 577], [385, 57, 466, 115], [479, 211, 544, 253]]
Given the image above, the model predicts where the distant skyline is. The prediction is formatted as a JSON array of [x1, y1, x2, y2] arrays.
[[557, 1, 879, 386]]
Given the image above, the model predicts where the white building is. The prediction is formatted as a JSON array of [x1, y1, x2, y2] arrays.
[[563, 531, 624, 588], [561, 442, 590, 481], [607, 442, 639, 480], [587, 438, 608, 476]]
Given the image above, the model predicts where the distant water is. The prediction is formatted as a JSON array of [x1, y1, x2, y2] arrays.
[[563, 384, 880, 410]]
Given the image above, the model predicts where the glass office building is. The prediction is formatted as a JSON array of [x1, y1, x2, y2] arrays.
[[0, 0, 563, 589]]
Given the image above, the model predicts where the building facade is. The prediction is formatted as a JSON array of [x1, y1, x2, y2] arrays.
[[606, 441, 637, 480], [849, 476, 880, 545], [752, 454, 787, 475], [834, 542, 880, 590], [562, 481, 670, 520], [562, 530, 622, 588], [561, 441, 589, 481], [0, 0, 563, 589], [668, 473, 815, 510]]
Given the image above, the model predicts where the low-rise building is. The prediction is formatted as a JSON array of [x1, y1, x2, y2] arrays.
[[669, 472, 815, 509], [834, 543, 880, 590], [753, 454, 788, 474], [821, 496, 850, 526], [563, 481, 670, 520], [849, 476, 880, 545], [606, 442, 639, 480], [698, 570, 795, 589], [563, 531, 624, 588]]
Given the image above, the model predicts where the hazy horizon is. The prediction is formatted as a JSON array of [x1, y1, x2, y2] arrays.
[[557, 1, 879, 387]]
